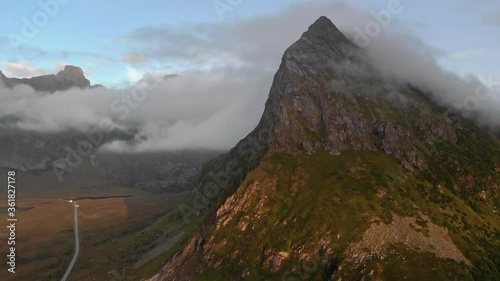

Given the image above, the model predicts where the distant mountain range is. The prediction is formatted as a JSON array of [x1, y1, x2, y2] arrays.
[[0, 66, 219, 193], [0, 65, 102, 92]]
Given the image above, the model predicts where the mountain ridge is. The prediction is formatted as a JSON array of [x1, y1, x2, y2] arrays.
[[0, 65, 100, 92], [143, 16, 499, 281]]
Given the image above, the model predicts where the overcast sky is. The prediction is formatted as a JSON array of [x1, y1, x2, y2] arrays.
[[0, 0, 499, 151]]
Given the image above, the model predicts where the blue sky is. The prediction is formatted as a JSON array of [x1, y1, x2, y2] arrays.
[[0, 0, 499, 86]]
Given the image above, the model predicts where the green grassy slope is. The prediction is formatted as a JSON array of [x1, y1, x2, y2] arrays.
[[193, 149, 499, 281]]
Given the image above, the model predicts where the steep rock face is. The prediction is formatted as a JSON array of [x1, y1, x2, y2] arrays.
[[189, 16, 457, 214], [0, 65, 92, 92], [264, 16, 457, 169], [54, 65, 91, 89], [145, 17, 500, 281]]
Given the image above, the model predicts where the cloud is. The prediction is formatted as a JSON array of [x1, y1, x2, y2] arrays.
[[99, 58, 113, 66], [122, 53, 149, 66], [0, 41, 116, 70], [1, 61, 93, 79], [361, 31, 500, 128], [481, 11, 500, 26], [1, 1, 499, 153], [449, 50, 500, 59], [0, 69, 270, 151], [126, 67, 145, 82], [1, 61, 47, 78], [118, 1, 425, 72]]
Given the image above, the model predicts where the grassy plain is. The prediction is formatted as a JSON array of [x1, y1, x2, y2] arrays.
[[0, 182, 190, 281]]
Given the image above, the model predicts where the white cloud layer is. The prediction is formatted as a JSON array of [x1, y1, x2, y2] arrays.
[[1, 62, 47, 78]]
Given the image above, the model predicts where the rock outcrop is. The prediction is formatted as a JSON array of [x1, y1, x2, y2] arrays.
[[0, 65, 92, 92]]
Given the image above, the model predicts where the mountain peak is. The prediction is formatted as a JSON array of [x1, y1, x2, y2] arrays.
[[56, 65, 88, 83], [299, 16, 351, 46], [307, 16, 338, 32], [60, 65, 84, 75], [282, 16, 356, 76]]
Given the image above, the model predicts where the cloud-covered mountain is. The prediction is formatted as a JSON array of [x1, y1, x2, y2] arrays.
[[0, 65, 98, 93], [145, 16, 500, 281]]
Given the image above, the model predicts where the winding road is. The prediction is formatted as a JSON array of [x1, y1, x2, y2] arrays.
[[61, 201, 80, 281]]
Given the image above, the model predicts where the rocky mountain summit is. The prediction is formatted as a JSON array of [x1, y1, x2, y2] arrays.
[[145, 16, 500, 281], [0, 65, 97, 92]]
